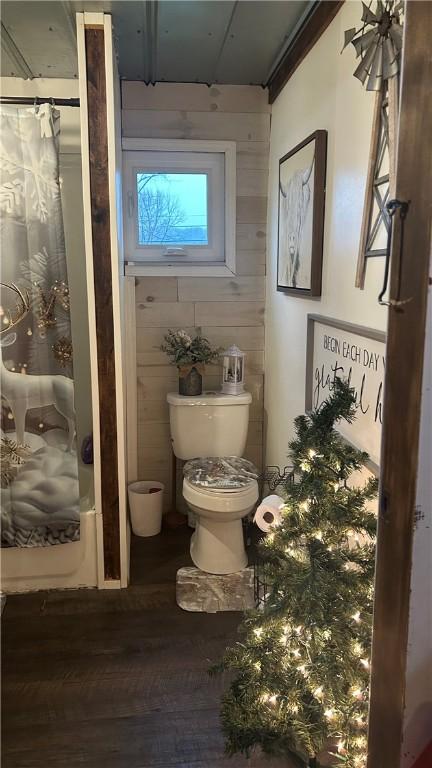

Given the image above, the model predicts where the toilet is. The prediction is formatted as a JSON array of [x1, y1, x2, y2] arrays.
[[167, 391, 259, 574]]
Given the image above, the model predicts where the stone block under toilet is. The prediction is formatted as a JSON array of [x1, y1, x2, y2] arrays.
[[176, 566, 255, 613]]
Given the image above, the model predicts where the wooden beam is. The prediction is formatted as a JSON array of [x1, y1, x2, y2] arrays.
[[267, 1, 344, 104], [85, 26, 121, 581], [367, 3, 432, 766]]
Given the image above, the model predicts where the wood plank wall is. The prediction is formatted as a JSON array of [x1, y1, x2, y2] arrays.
[[122, 83, 270, 512]]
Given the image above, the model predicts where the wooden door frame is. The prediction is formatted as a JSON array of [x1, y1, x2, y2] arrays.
[[367, 3, 432, 765]]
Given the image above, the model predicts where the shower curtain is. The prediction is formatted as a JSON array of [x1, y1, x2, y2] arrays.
[[0, 104, 80, 547]]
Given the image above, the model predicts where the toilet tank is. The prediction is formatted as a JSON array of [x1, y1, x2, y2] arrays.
[[167, 391, 252, 460]]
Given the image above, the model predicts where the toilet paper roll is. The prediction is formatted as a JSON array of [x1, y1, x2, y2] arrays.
[[254, 495, 285, 533]]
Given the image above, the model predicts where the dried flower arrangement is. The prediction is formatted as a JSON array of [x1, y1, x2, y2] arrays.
[[160, 329, 222, 396]]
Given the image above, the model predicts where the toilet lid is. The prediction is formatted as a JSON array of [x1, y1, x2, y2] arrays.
[[183, 456, 259, 491]]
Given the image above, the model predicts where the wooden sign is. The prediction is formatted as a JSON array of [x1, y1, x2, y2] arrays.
[[306, 315, 386, 471]]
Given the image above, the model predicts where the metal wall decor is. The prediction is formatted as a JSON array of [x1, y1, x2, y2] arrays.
[[347, 2, 404, 289], [342, 0, 404, 91], [362, 88, 391, 251], [356, 78, 399, 288]]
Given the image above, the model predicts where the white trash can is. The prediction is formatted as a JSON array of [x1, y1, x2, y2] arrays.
[[128, 481, 164, 537]]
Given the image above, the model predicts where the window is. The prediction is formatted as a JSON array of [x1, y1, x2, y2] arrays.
[[136, 171, 208, 247], [122, 139, 236, 275], [137, 172, 209, 247]]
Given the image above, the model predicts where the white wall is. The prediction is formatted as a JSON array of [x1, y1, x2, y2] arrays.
[[0, 77, 93, 499], [264, 1, 387, 467]]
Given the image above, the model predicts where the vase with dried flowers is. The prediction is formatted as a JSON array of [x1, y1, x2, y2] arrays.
[[160, 329, 222, 396]]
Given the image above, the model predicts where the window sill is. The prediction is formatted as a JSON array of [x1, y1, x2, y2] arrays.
[[124, 263, 237, 277]]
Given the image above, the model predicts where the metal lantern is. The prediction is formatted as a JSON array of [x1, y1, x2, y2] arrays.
[[221, 345, 245, 395]]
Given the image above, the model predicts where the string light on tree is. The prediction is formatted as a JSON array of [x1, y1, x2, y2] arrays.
[[337, 740, 347, 755], [351, 687, 364, 701], [214, 380, 377, 768]]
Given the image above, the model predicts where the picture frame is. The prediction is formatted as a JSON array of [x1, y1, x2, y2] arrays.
[[277, 130, 327, 297], [305, 314, 386, 473]]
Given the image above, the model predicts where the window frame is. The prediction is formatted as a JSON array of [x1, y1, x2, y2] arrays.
[[122, 138, 236, 277]]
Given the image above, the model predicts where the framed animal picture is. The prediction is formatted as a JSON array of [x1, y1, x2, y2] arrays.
[[277, 130, 327, 297]]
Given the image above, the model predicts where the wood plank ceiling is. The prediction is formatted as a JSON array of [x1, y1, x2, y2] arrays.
[[1, 0, 313, 85]]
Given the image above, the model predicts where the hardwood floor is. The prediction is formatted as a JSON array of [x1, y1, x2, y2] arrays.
[[1, 528, 287, 768]]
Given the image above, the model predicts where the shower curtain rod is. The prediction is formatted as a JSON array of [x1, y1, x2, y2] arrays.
[[0, 96, 80, 107]]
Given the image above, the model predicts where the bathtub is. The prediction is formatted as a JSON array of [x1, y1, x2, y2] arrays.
[[1, 465, 100, 594]]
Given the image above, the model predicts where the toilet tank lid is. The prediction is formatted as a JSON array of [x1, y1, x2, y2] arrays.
[[167, 391, 252, 406]]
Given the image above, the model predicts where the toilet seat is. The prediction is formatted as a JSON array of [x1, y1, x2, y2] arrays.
[[183, 455, 259, 490]]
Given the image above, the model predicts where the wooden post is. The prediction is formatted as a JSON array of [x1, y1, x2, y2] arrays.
[[77, 12, 128, 586], [85, 26, 120, 582], [367, 3, 432, 766]]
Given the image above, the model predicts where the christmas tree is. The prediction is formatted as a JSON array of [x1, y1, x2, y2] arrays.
[[216, 379, 377, 768]]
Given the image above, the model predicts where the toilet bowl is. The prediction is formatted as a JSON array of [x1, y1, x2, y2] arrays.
[[183, 477, 259, 574]]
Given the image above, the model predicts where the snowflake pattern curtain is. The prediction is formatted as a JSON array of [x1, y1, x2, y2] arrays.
[[0, 104, 79, 547]]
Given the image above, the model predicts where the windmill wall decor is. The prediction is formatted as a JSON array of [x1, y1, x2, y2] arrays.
[[343, 1, 404, 289], [343, 0, 404, 92]]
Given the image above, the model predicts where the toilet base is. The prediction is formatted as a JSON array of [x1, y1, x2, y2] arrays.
[[190, 516, 248, 575]]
